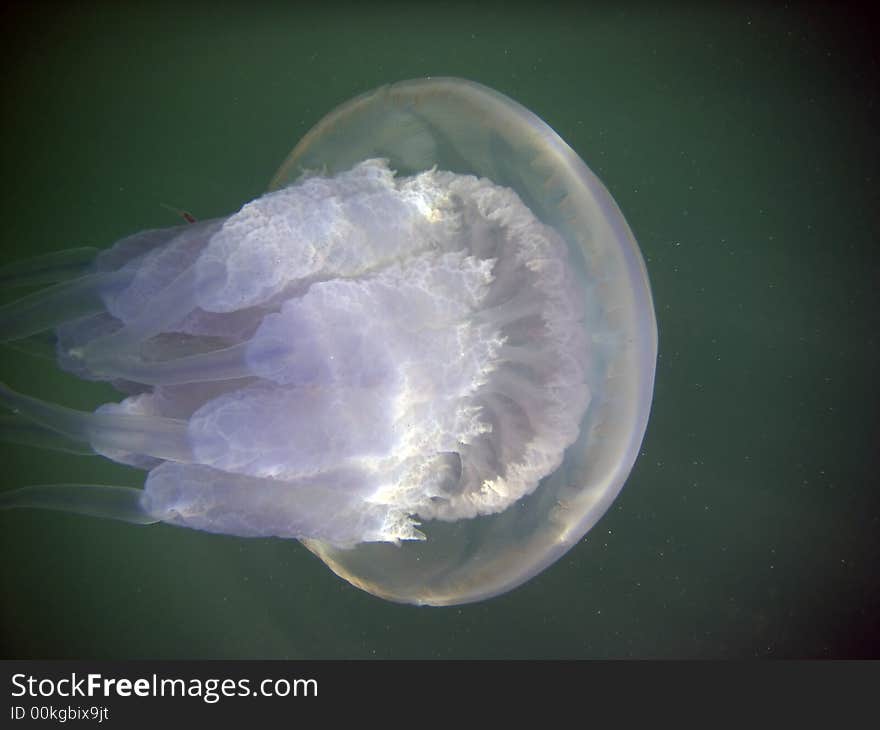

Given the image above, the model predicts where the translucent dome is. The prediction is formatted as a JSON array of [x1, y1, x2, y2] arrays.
[[0, 78, 656, 605]]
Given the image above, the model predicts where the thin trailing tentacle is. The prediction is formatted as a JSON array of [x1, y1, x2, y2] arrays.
[[0, 484, 158, 524], [0, 271, 130, 343], [85, 340, 257, 386], [79, 265, 213, 365], [0, 382, 193, 463], [0, 247, 99, 288], [2, 331, 59, 361], [0, 413, 94, 454]]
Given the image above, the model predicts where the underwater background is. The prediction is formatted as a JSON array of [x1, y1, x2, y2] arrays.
[[0, 1, 877, 659]]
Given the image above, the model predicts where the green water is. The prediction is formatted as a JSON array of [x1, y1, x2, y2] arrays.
[[0, 2, 876, 658]]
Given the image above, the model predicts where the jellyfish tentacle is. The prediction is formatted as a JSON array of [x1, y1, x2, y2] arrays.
[[79, 263, 219, 366], [4, 331, 60, 361], [0, 382, 193, 463], [0, 270, 131, 343], [84, 340, 258, 386], [0, 413, 94, 454], [0, 247, 99, 288], [0, 484, 158, 524]]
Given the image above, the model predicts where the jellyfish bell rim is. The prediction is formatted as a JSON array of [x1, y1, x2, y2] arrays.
[[270, 77, 658, 606]]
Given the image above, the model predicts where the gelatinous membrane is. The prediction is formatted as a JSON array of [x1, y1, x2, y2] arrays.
[[0, 78, 656, 605]]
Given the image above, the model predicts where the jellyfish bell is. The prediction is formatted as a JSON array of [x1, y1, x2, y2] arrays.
[[0, 78, 657, 605]]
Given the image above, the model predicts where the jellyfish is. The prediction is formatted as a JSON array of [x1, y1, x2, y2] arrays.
[[0, 79, 656, 605]]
